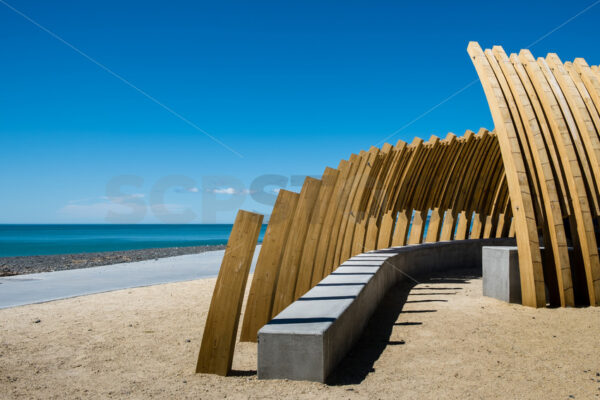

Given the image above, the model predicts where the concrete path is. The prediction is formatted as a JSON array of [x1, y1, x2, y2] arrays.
[[0, 245, 261, 309]]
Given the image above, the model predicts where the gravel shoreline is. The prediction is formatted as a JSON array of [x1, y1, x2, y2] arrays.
[[0, 245, 227, 276]]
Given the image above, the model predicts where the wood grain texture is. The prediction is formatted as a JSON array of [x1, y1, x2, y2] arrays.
[[239, 190, 299, 342], [469, 42, 546, 307], [196, 210, 263, 375], [294, 167, 340, 300], [271, 177, 322, 317]]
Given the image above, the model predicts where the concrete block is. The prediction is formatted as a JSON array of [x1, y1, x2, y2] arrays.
[[482, 246, 521, 304], [258, 238, 516, 382]]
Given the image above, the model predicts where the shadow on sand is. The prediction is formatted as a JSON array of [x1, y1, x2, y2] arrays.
[[326, 267, 479, 385]]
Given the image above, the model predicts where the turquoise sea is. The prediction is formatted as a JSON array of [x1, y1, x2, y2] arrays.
[[0, 225, 267, 257]]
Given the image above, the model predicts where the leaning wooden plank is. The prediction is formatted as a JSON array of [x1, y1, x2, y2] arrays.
[[408, 137, 443, 243], [426, 134, 460, 242], [338, 147, 379, 262], [565, 62, 600, 144], [468, 41, 546, 307], [394, 139, 427, 214], [390, 138, 425, 245], [376, 210, 396, 249], [412, 137, 443, 212], [493, 46, 574, 307], [348, 147, 384, 258], [539, 57, 600, 217], [239, 190, 299, 342], [350, 145, 389, 255], [484, 173, 507, 239], [546, 54, 600, 211], [294, 167, 340, 300], [520, 49, 600, 305], [391, 209, 411, 246], [472, 134, 504, 239], [363, 143, 393, 217], [454, 131, 492, 240], [310, 159, 352, 285], [407, 209, 427, 244], [322, 153, 363, 276], [497, 47, 574, 306], [196, 210, 263, 375], [469, 132, 501, 239], [271, 177, 322, 317], [573, 58, 600, 117], [375, 141, 410, 248], [485, 49, 545, 225], [440, 132, 477, 241], [495, 186, 511, 238], [363, 143, 396, 252]]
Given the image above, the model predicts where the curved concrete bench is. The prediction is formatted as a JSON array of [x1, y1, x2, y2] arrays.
[[257, 238, 515, 382]]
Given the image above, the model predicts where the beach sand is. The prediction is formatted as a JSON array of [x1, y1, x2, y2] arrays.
[[1, 269, 599, 399]]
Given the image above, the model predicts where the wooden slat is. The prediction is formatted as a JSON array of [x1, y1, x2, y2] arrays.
[[322, 153, 363, 276], [565, 62, 600, 144], [440, 132, 477, 241], [271, 177, 322, 316], [239, 190, 299, 342], [520, 49, 600, 306], [539, 57, 600, 217], [547, 54, 600, 211], [469, 132, 502, 239], [334, 149, 374, 265], [390, 138, 424, 246], [310, 160, 352, 285], [363, 143, 396, 252], [376, 141, 410, 248], [196, 210, 263, 375], [408, 137, 444, 244], [454, 131, 493, 240], [352, 145, 391, 255], [494, 47, 573, 306], [573, 58, 600, 118], [468, 42, 546, 307], [294, 167, 340, 300], [426, 134, 460, 242]]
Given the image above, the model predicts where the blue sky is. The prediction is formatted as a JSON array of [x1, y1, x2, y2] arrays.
[[1, 1, 598, 223]]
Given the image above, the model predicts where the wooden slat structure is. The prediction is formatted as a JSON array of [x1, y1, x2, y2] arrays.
[[196, 210, 263, 376], [197, 43, 600, 374]]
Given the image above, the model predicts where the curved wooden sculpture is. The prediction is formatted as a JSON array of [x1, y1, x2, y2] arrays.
[[197, 43, 600, 375]]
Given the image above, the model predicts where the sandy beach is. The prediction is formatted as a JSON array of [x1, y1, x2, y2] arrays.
[[1, 267, 599, 399], [0, 245, 226, 276]]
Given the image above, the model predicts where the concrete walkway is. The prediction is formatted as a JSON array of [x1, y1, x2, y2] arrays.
[[0, 245, 261, 309]]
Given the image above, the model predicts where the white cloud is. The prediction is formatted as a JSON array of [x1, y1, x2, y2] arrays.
[[174, 187, 200, 193], [212, 187, 237, 194], [207, 187, 254, 195]]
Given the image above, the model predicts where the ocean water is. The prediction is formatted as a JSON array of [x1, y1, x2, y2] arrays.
[[0, 224, 266, 257]]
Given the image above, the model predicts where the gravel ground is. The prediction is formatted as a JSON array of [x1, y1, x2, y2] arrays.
[[0, 245, 227, 276]]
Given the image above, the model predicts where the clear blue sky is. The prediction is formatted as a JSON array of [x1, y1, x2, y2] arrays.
[[1, 0, 598, 223]]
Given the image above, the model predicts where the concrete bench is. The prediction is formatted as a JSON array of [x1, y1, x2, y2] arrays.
[[258, 238, 515, 382]]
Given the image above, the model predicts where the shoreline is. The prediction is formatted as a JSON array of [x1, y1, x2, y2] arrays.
[[0, 244, 227, 276]]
